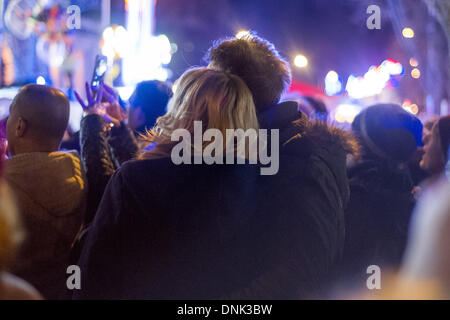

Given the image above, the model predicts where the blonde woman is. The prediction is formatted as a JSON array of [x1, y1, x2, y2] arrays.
[[139, 67, 259, 160], [74, 68, 263, 299]]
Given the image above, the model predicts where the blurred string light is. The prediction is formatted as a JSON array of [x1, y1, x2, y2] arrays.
[[334, 103, 362, 124], [294, 54, 308, 68], [324, 70, 342, 96], [402, 27, 415, 38], [236, 30, 250, 39], [345, 59, 403, 99], [411, 68, 421, 79], [402, 99, 419, 115], [409, 58, 419, 67]]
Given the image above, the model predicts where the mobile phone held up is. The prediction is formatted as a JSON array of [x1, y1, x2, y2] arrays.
[[91, 55, 108, 91]]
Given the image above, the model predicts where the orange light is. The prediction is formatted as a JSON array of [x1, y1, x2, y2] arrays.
[[411, 68, 421, 79], [409, 58, 419, 67]]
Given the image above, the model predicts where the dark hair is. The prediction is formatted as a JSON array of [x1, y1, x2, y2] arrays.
[[352, 104, 423, 163], [206, 33, 291, 111], [129, 80, 173, 129]]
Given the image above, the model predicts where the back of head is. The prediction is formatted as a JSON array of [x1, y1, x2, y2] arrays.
[[129, 80, 173, 129], [206, 33, 291, 112], [142, 67, 259, 158], [352, 104, 423, 163], [7, 84, 70, 154]]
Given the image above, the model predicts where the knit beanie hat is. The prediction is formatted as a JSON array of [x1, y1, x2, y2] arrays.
[[352, 104, 423, 162]]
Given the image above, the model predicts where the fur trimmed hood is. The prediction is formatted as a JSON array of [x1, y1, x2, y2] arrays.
[[260, 101, 360, 158], [293, 118, 360, 157]]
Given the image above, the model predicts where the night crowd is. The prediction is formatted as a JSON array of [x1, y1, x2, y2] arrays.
[[0, 34, 449, 299]]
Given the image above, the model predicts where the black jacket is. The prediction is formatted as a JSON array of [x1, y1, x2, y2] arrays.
[[80, 115, 139, 225], [70, 115, 139, 264], [340, 159, 416, 286], [74, 102, 357, 299]]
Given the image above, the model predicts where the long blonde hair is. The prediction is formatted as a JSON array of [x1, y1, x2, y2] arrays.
[[140, 67, 259, 159]]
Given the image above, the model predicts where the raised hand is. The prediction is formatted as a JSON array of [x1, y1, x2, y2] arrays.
[[75, 82, 121, 126], [75, 82, 104, 113]]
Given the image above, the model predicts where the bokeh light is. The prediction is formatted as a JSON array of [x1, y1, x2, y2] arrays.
[[334, 104, 361, 124], [294, 55, 308, 68], [402, 27, 415, 38], [36, 76, 46, 85], [325, 70, 342, 96], [409, 58, 419, 67], [236, 30, 250, 39], [411, 68, 421, 79], [402, 99, 419, 115]]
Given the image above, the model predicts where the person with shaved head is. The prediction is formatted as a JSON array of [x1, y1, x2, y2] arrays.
[[6, 85, 70, 155], [4, 84, 86, 299]]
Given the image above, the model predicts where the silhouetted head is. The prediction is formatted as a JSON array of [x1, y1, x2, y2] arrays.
[[6, 84, 70, 156], [128, 80, 173, 134], [206, 33, 291, 112]]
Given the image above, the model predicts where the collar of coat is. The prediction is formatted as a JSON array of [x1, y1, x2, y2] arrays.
[[259, 101, 360, 157]]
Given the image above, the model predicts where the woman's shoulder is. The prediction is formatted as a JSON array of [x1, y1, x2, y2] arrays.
[[0, 272, 42, 300], [117, 157, 186, 188], [119, 157, 175, 175]]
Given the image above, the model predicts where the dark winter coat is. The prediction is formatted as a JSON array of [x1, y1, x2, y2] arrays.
[[70, 115, 139, 265], [74, 101, 357, 299], [80, 115, 138, 225], [340, 159, 416, 287]]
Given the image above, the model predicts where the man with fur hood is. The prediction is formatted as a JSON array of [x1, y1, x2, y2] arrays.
[[205, 33, 357, 298]]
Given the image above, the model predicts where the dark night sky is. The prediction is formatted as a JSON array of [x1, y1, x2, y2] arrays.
[[154, 0, 404, 86]]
